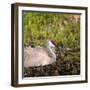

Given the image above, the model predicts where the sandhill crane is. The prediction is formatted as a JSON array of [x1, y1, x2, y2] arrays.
[[24, 40, 56, 67]]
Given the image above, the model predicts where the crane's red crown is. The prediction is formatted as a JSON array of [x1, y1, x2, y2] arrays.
[[51, 40, 57, 46]]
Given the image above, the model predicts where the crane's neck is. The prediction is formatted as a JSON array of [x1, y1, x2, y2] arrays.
[[46, 45, 56, 60]]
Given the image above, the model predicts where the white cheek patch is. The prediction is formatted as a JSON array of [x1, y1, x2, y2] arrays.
[[48, 40, 55, 47]]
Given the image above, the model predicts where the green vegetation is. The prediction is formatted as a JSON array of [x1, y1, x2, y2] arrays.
[[23, 12, 80, 49]]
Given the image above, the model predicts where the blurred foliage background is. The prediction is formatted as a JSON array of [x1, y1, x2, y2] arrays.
[[23, 11, 80, 50]]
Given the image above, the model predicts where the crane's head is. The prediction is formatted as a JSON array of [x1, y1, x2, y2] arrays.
[[51, 40, 57, 47], [46, 39, 57, 48]]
